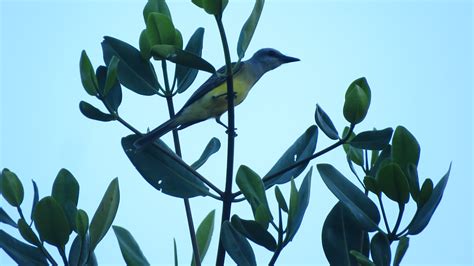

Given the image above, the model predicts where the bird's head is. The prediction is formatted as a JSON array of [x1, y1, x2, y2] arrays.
[[250, 48, 300, 72]]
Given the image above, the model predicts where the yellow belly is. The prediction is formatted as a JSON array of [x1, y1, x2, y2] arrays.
[[179, 77, 253, 124]]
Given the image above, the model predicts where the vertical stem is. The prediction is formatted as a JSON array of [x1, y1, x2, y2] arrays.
[[390, 203, 405, 242], [378, 195, 391, 234], [58, 246, 68, 266], [215, 15, 236, 266], [163, 60, 201, 266], [269, 208, 284, 265]]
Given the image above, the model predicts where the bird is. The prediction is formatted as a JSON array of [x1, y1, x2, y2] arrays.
[[134, 48, 300, 148]]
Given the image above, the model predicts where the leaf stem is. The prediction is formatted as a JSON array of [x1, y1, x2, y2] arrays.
[[389, 203, 405, 242], [215, 15, 236, 266], [378, 195, 391, 234], [58, 246, 68, 266], [269, 207, 284, 265]]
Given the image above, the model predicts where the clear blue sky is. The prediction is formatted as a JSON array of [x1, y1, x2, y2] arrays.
[[1, 0, 472, 265]]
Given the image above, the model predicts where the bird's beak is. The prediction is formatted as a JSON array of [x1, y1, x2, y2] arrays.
[[281, 55, 300, 63]]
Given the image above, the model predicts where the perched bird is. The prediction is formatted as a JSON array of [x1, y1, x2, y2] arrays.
[[134, 48, 299, 148]]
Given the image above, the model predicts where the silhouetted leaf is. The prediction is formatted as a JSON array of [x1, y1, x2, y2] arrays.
[[318, 164, 380, 231], [176, 28, 205, 93], [343, 77, 371, 124], [237, 0, 264, 59], [393, 236, 409, 266], [274, 186, 288, 212], [122, 135, 209, 198], [146, 13, 176, 46], [350, 251, 375, 266], [192, 0, 228, 16], [285, 169, 312, 243], [0, 230, 47, 265], [220, 221, 256, 266], [96, 66, 122, 112], [369, 145, 391, 177], [191, 210, 215, 266], [143, 0, 171, 23], [33, 196, 70, 247], [52, 169, 79, 209], [173, 239, 178, 266], [418, 178, 433, 207], [113, 226, 150, 266], [191, 137, 220, 170], [0, 208, 17, 228], [376, 163, 410, 204], [18, 218, 41, 246], [68, 234, 90, 266], [370, 232, 391, 266], [315, 104, 339, 140], [79, 101, 115, 122], [322, 202, 370, 266], [151, 44, 215, 73], [263, 125, 318, 188], [406, 164, 420, 202], [30, 180, 39, 221], [231, 215, 276, 251], [89, 178, 120, 251], [350, 128, 393, 150], [392, 126, 420, 175], [1, 169, 24, 207], [75, 210, 89, 238], [80, 50, 99, 96]]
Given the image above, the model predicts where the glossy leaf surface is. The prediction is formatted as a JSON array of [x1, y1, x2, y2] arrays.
[[79, 50, 99, 96], [79, 101, 115, 122], [315, 104, 339, 140], [113, 226, 150, 266], [370, 232, 391, 266], [376, 163, 410, 204], [343, 77, 371, 124], [392, 126, 420, 175], [191, 137, 220, 170], [191, 210, 215, 266], [237, 0, 264, 59], [285, 169, 312, 242], [1, 169, 24, 207], [0, 230, 47, 265], [350, 128, 393, 150], [231, 215, 276, 251], [33, 196, 70, 247]]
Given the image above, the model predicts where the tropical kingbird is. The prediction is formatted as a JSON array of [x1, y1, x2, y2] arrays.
[[134, 48, 299, 148]]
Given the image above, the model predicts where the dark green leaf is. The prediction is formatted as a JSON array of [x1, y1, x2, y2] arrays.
[[89, 178, 120, 251], [274, 186, 288, 212], [406, 164, 420, 201], [343, 127, 364, 166], [237, 0, 265, 59], [174, 29, 183, 50], [315, 104, 339, 140], [263, 125, 318, 188], [176, 28, 205, 93], [102, 36, 159, 95], [236, 165, 272, 228], [0, 208, 17, 228], [418, 178, 433, 206], [363, 176, 380, 195], [33, 196, 70, 247], [349, 251, 375, 266], [0, 229, 47, 265], [79, 101, 115, 122], [151, 44, 215, 73], [122, 135, 209, 198], [191, 137, 221, 170], [80, 50, 99, 96], [220, 221, 256, 266], [18, 218, 41, 246], [191, 210, 215, 266], [52, 168, 79, 209], [143, 0, 171, 23], [285, 169, 312, 242], [350, 128, 393, 150], [139, 29, 152, 59], [408, 164, 450, 235], [192, 0, 228, 16], [343, 77, 371, 124], [318, 164, 380, 231], [104, 56, 119, 96], [392, 126, 420, 175], [322, 202, 370, 266], [31, 180, 39, 221], [173, 239, 178, 266], [370, 149, 379, 168], [68, 234, 92, 266], [146, 13, 176, 46], [1, 169, 24, 207], [369, 145, 391, 177], [370, 232, 391, 266], [376, 163, 410, 204], [231, 215, 276, 251], [113, 226, 150, 266], [96, 66, 122, 112], [75, 209, 89, 238], [393, 236, 409, 266]]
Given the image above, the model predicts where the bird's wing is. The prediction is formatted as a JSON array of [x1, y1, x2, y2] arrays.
[[181, 62, 245, 109]]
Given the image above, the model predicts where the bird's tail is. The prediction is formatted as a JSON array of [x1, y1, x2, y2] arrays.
[[134, 117, 180, 148]]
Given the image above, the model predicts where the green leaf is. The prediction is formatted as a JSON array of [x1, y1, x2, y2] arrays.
[[370, 232, 391, 266], [220, 221, 256, 266], [96, 66, 123, 112], [79, 101, 115, 122], [315, 104, 339, 140], [174, 29, 183, 50], [113, 226, 150, 266], [139, 29, 152, 59], [349, 251, 375, 266], [173, 239, 178, 266], [104, 56, 120, 96], [237, 0, 265, 59], [143, 0, 171, 23], [318, 164, 380, 232], [80, 50, 99, 96], [322, 202, 370, 266], [342, 127, 364, 166], [406, 164, 420, 201], [146, 13, 176, 46], [370, 149, 379, 168], [376, 163, 410, 204], [191, 137, 221, 170], [75, 209, 89, 238], [418, 178, 433, 206], [0, 208, 17, 228], [285, 168, 312, 243], [392, 126, 420, 175], [408, 164, 450, 235], [151, 44, 215, 73], [176, 28, 205, 93], [33, 196, 70, 247], [0, 229, 48, 265], [122, 135, 210, 198], [191, 210, 215, 266], [350, 128, 393, 150], [18, 218, 41, 246], [1, 169, 24, 207], [343, 77, 371, 124], [89, 178, 120, 251], [363, 176, 380, 195], [68, 234, 92, 266], [52, 168, 79, 209], [30, 180, 39, 221], [274, 186, 288, 212], [368, 145, 391, 177], [231, 215, 276, 251], [192, 0, 228, 16], [393, 236, 409, 266], [236, 165, 272, 228], [263, 125, 318, 188], [102, 36, 159, 95]]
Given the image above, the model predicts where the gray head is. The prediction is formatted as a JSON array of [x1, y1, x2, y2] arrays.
[[249, 48, 300, 72]]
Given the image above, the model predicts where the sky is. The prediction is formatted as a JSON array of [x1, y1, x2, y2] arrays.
[[1, 0, 473, 265]]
